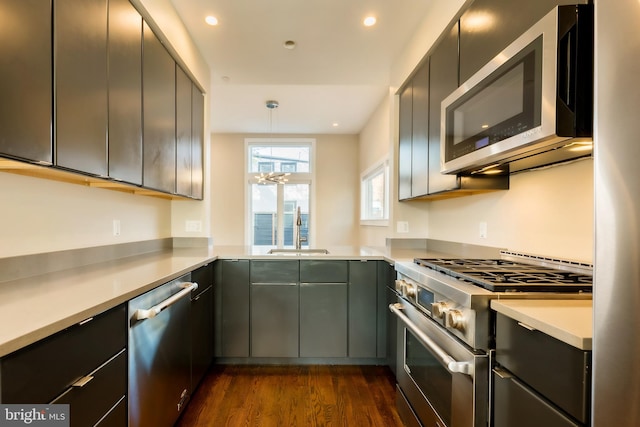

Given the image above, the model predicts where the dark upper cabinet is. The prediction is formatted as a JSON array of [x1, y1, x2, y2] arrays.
[[411, 62, 430, 197], [176, 65, 193, 196], [55, 0, 109, 176], [0, 0, 52, 164], [398, 60, 430, 200], [398, 84, 413, 200], [108, 0, 143, 185], [191, 85, 205, 200], [459, 0, 587, 83], [143, 21, 176, 194], [428, 24, 464, 194]]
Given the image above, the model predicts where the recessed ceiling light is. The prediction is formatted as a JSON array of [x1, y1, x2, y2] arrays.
[[332, 122, 339, 127], [205, 15, 218, 26], [283, 40, 297, 50], [363, 16, 377, 27]]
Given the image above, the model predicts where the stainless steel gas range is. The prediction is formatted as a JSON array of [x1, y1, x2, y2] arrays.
[[390, 251, 592, 427]]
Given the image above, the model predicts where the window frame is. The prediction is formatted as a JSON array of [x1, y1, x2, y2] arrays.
[[360, 158, 390, 226], [245, 138, 316, 247]]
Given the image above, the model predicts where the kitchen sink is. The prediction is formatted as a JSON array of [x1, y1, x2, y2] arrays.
[[267, 248, 330, 255]]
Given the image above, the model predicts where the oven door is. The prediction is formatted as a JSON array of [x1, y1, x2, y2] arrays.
[[390, 299, 488, 427]]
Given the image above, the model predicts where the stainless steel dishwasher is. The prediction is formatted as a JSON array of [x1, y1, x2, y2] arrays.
[[128, 273, 198, 427]]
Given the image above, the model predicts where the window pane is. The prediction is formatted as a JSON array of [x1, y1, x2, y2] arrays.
[[369, 171, 385, 219], [252, 183, 277, 246], [283, 184, 309, 247], [249, 146, 310, 173]]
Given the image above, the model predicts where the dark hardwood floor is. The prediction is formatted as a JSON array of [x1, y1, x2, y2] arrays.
[[176, 364, 405, 427]]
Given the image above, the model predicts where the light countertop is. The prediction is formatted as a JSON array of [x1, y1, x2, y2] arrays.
[[0, 245, 436, 358], [491, 299, 593, 350]]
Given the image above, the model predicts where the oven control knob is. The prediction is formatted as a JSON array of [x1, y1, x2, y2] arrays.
[[446, 309, 466, 331], [404, 283, 416, 298], [394, 279, 405, 294], [431, 302, 449, 319]]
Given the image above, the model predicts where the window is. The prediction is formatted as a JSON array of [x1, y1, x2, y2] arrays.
[[247, 139, 314, 248], [361, 159, 389, 224]]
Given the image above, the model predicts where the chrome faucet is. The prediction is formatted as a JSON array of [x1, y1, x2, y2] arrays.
[[295, 207, 307, 249]]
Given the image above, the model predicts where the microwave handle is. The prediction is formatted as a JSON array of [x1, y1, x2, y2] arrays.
[[558, 25, 576, 111], [389, 303, 474, 377]]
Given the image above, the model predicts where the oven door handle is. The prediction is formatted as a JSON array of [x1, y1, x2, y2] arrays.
[[389, 303, 474, 377]]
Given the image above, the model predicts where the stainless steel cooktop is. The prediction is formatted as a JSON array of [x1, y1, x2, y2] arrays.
[[414, 257, 593, 292]]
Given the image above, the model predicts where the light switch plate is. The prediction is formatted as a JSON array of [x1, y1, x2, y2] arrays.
[[397, 221, 409, 233]]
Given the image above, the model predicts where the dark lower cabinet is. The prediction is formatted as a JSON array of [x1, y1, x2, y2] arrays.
[[250, 260, 299, 357], [493, 367, 580, 427], [348, 260, 378, 358], [215, 260, 251, 358], [55, 0, 109, 176], [300, 282, 348, 358], [251, 283, 299, 357], [494, 313, 591, 426], [0, 0, 52, 164], [216, 258, 386, 362], [0, 304, 127, 426], [190, 264, 214, 390]]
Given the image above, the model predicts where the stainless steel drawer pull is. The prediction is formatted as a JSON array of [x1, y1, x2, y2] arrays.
[[72, 375, 94, 388], [517, 321, 537, 331], [133, 282, 198, 320]]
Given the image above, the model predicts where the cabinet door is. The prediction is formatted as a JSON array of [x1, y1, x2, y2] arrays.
[[55, 0, 108, 176], [428, 24, 460, 194], [300, 260, 348, 283], [300, 283, 347, 358], [411, 61, 429, 197], [348, 260, 378, 358], [459, 0, 586, 83], [377, 261, 395, 361], [398, 83, 413, 200], [251, 284, 299, 357], [191, 284, 213, 389], [218, 260, 250, 357], [0, 0, 52, 163], [176, 65, 193, 197], [143, 21, 176, 193], [191, 85, 205, 199], [108, 0, 143, 185]]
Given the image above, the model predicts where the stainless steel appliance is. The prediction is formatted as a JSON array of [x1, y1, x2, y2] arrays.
[[391, 252, 592, 427], [441, 5, 593, 175], [128, 274, 198, 427], [593, 1, 640, 425]]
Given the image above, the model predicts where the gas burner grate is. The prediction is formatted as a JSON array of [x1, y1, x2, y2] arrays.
[[414, 258, 593, 292]]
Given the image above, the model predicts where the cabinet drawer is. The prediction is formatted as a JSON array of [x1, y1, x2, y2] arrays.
[[251, 260, 299, 283], [0, 304, 127, 403], [300, 260, 348, 283], [495, 313, 590, 423], [52, 350, 127, 427], [96, 395, 127, 427], [493, 368, 580, 427]]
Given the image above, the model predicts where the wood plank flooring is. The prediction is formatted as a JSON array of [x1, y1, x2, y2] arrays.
[[176, 365, 404, 427]]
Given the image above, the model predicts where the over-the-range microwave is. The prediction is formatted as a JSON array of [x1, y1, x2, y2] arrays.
[[441, 4, 593, 175]]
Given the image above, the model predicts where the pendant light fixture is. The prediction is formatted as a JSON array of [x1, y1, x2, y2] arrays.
[[255, 100, 290, 184]]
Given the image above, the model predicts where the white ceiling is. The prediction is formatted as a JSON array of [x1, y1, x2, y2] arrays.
[[170, 0, 434, 135]]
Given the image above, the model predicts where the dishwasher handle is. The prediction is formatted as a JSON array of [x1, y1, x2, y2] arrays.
[[133, 282, 198, 321]]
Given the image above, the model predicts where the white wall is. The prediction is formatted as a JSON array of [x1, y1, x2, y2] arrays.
[[0, 173, 171, 258], [210, 133, 359, 247]]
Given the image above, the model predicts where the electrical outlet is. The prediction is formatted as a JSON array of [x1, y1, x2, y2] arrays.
[[479, 221, 487, 239], [397, 221, 409, 233], [186, 220, 202, 232], [113, 219, 121, 236]]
